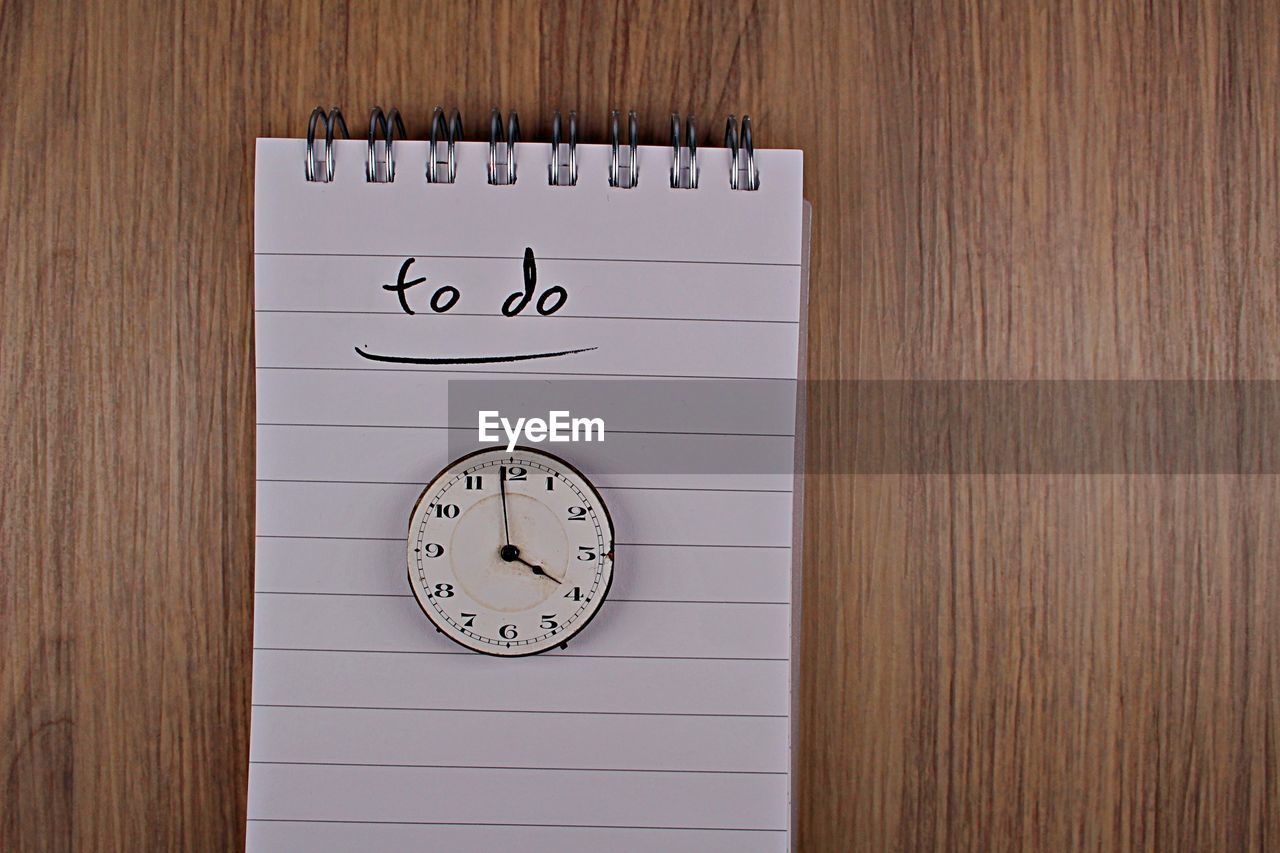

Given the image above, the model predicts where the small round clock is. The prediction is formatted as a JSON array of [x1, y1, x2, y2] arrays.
[[406, 446, 615, 657]]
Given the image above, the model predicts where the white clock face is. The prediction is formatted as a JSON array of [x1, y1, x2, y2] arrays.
[[407, 446, 615, 657]]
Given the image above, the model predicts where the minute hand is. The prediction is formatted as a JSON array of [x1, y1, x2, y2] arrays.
[[499, 465, 512, 547]]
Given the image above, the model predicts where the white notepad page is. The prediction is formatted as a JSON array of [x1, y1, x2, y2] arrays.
[[249, 137, 806, 852]]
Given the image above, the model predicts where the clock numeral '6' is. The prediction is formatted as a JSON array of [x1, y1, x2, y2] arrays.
[[499, 624, 518, 640]]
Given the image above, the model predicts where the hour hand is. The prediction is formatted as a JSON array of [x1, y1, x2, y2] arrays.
[[499, 544, 561, 583], [523, 560, 562, 584]]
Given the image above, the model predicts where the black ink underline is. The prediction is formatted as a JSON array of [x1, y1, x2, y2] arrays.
[[353, 345, 598, 365]]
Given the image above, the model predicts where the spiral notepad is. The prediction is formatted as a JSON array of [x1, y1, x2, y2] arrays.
[[249, 106, 809, 852]]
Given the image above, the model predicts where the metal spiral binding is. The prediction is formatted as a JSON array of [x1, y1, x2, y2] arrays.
[[488, 109, 520, 185], [303, 107, 759, 188], [428, 107, 463, 184], [670, 114, 698, 189], [549, 111, 578, 186], [305, 107, 349, 182], [609, 110, 639, 189], [366, 107, 406, 183], [725, 115, 759, 191]]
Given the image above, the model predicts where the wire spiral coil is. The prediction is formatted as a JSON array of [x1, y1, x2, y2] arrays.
[[725, 115, 759, 191], [671, 114, 699, 189], [549, 111, 578, 186], [428, 108, 463, 184], [304, 107, 349, 182], [608, 110, 640, 189], [366, 107, 406, 183], [488, 109, 520, 186]]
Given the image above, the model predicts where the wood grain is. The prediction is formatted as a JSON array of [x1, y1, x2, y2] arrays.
[[2, 0, 1277, 849]]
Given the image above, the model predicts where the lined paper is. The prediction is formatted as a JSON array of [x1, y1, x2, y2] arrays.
[[251, 138, 806, 852]]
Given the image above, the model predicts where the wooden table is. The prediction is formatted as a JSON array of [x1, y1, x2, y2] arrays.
[[3, 1, 1277, 848]]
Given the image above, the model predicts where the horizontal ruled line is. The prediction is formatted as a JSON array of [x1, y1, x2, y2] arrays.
[[255, 477, 791, 493], [616, 542, 789, 549], [253, 591, 790, 605], [255, 423, 796, 440], [249, 760, 785, 776], [255, 250, 801, 268], [255, 535, 790, 549], [253, 646, 787, 662], [256, 590, 417, 597], [256, 365, 797, 381], [246, 818, 785, 832], [252, 702, 786, 719], [258, 534, 402, 541], [256, 308, 800, 325]]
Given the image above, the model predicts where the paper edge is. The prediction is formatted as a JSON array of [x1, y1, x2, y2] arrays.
[[788, 198, 813, 850]]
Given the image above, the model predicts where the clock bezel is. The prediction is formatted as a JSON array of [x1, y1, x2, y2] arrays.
[[405, 444, 616, 658]]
